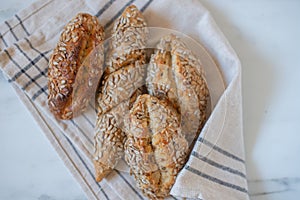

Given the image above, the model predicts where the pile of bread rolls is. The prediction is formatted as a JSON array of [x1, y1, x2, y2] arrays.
[[48, 5, 209, 199]]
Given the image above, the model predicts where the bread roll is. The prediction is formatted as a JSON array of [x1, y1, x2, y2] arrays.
[[146, 34, 210, 144], [48, 13, 104, 119], [124, 94, 189, 199], [94, 87, 146, 182], [94, 5, 148, 182], [104, 5, 148, 76]]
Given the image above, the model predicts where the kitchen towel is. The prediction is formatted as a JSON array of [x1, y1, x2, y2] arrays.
[[0, 0, 249, 199]]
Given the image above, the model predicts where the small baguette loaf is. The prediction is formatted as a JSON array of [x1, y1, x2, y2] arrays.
[[146, 34, 210, 144], [48, 13, 105, 119], [125, 94, 189, 199], [94, 5, 148, 182]]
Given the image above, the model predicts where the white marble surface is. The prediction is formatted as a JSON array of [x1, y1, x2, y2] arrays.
[[1, 0, 300, 199]]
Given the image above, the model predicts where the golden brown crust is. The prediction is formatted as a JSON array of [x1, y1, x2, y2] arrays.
[[48, 13, 105, 119], [94, 160, 112, 182], [125, 94, 189, 199]]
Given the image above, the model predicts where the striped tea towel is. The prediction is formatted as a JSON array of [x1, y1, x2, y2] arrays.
[[0, 0, 249, 199]]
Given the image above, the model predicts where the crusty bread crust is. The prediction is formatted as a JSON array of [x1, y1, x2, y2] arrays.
[[48, 13, 105, 119], [96, 62, 146, 115], [94, 87, 145, 182], [146, 34, 210, 144], [125, 94, 189, 199]]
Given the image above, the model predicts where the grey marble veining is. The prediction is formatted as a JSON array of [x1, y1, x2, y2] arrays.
[[249, 178, 300, 199]]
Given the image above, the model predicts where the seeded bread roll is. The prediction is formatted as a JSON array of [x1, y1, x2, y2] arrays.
[[125, 94, 189, 199], [104, 5, 148, 76], [96, 5, 148, 115], [146, 34, 210, 144], [94, 5, 147, 182], [97, 62, 146, 115], [94, 87, 146, 182], [48, 13, 105, 120]]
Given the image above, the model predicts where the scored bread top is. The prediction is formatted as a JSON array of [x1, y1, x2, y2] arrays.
[[146, 34, 210, 144], [125, 94, 189, 199], [48, 13, 104, 119]]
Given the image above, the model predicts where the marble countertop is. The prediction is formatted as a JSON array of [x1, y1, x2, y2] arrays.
[[1, 0, 299, 199]]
